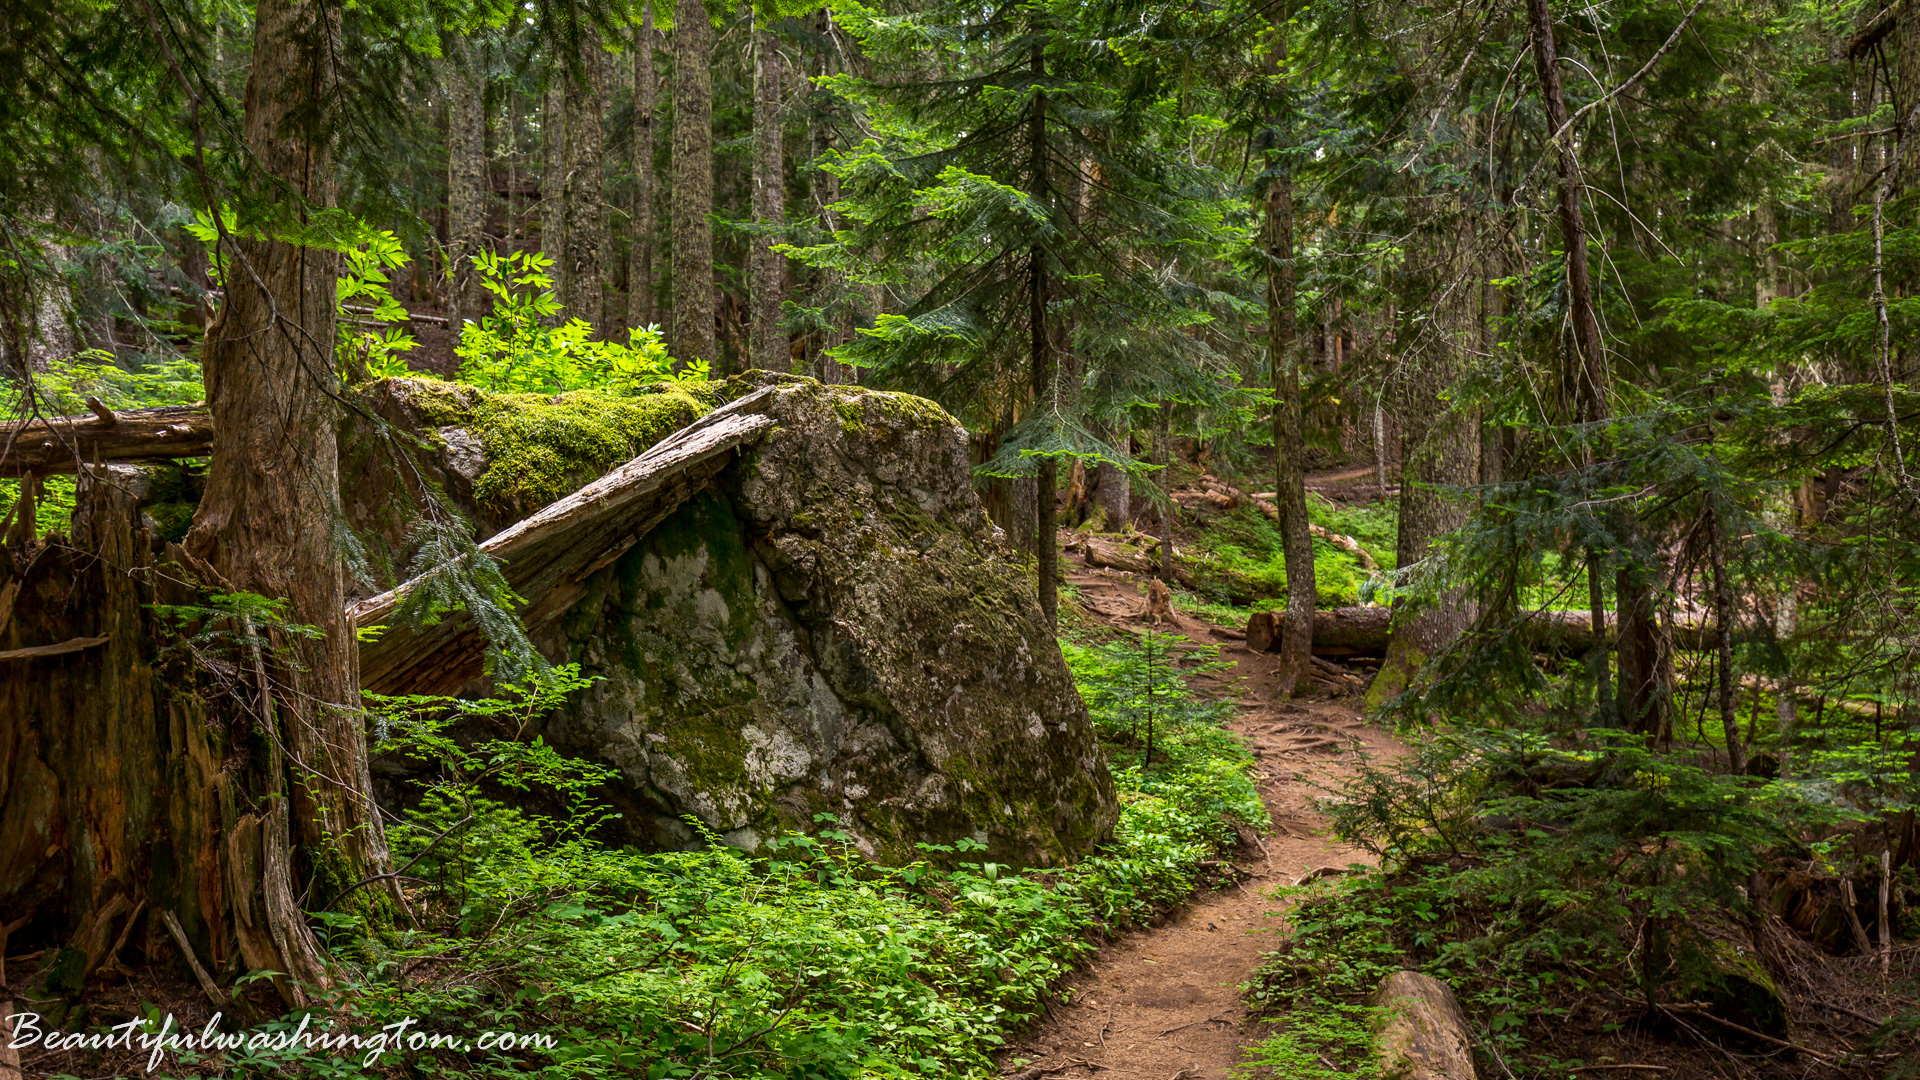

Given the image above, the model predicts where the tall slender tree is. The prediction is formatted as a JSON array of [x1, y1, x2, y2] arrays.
[[671, 0, 716, 364], [1259, 15, 1315, 698], [750, 12, 787, 370], [561, 42, 608, 335], [445, 32, 490, 329], [629, 6, 659, 330]]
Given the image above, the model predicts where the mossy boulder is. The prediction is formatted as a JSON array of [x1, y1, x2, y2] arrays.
[[533, 378, 1118, 866], [1668, 933, 1790, 1046]]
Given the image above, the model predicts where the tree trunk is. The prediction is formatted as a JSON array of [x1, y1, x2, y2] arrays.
[[561, 42, 607, 336], [541, 75, 565, 295], [1528, 0, 1674, 731], [1091, 455, 1129, 530], [1030, 46, 1057, 629], [628, 6, 658, 331], [750, 19, 787, 371], [1525, 0, 1604, 422], [1706, 502, 1746, 774], [671, 0, 716, 366], [182, 0, 397, 1003], [1158, 402, 1173, 581], [445, 34, 489, 331], [1262, 34, 1314, 699], [1615, 561, 1673, 743]]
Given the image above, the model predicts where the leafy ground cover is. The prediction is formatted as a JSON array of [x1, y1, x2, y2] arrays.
[[111, 631, 1261, 1080]]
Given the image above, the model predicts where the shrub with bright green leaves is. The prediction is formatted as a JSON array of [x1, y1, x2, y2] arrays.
[[451, 251, 704, 395]]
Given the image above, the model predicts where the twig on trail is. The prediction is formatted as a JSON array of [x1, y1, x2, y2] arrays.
[[1065, 1057, 1108, 1072], [1156, 1013, 1232, 1039], [1098, 1005, 1112, 1050], [1006, 1067, 1066, 1080]]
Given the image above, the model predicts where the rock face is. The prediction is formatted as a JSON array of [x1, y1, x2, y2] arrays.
[[470, 377, 1117, 866]]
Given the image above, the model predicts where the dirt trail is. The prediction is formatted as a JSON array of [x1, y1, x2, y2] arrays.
[[1001, 560, 1400, 1080]]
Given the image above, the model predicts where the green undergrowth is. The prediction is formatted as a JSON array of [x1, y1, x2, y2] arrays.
[[1178, 496, 1395, 616], [1238, 724, 1873, 1078], [169, 635, 1260, 1079]]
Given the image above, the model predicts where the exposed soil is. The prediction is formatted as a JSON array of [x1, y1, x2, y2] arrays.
[[1000, 553, 1402, 1080]]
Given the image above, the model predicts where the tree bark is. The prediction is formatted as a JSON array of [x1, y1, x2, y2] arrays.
[[1706, 501, 1746, 774], [628, 6, 658, 330], [541, 74, 565, 299], [1158, 402, 1173, 581], [1374, 246, 1478, 707], [1030, 45, 1057, 628], [671, 0, 716, 365], [750, 18, 787, 371], [1262, 27, 1313, 698], [561, 42, 607, 336], [445, 34, 489, 331], [181, 0, 397, 1003]]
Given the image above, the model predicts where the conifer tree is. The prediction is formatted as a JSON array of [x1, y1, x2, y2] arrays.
[[792, 0, 1237, 622]]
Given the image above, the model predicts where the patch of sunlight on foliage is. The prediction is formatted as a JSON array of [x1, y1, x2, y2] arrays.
[[1189, 504, 1387, 606]]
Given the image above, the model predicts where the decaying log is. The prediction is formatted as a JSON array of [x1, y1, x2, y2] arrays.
[[353, 389, 779, 695], [1080, 536, 1200, 589], [0, 635, 109, 663], [0, 405, 213, 477], [1370, 970, 1480, 1080], [1247, 606, 1731, 656], [1247, 607, 1393, 654]]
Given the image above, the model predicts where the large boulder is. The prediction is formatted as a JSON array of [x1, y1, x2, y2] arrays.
[[348, 375, 1118, 866], [537, 379, 1116, 865]]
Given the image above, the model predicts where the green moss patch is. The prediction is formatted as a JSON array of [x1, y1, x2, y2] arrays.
[[389, 379, 724, 515]]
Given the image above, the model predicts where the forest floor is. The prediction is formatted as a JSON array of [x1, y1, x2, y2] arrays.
[[995, 549, 1404, 1080]]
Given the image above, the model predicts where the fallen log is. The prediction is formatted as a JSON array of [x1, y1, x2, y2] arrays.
[[1370, 970, 1479, 1080], [1245, 489, 1378, 570], [1247, 607, 1392, 654], [352, 389, 778, 694], [0, 405, 213, 477], [1247, 606, 1732, 656], [1077, 535, 1275, 604]]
